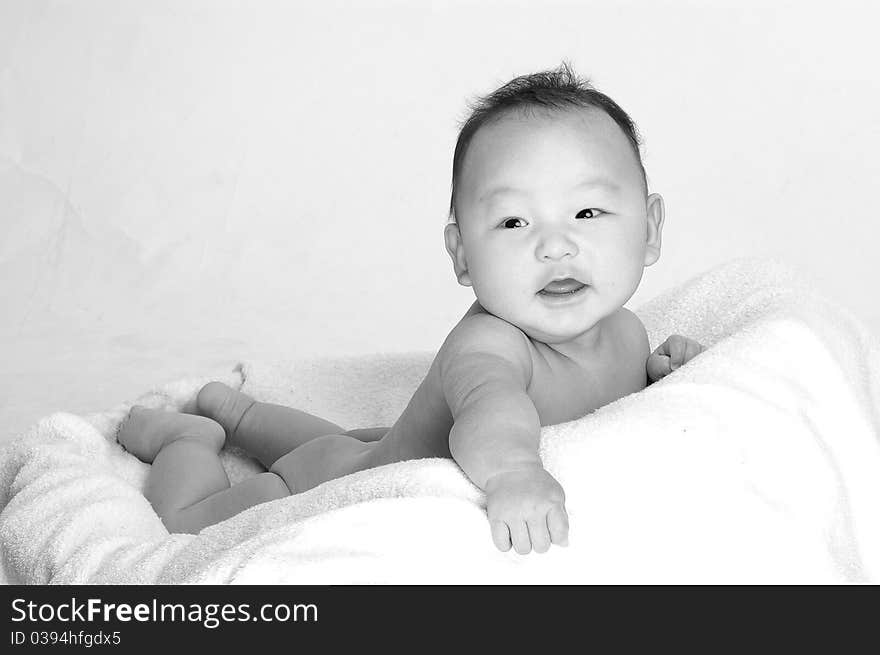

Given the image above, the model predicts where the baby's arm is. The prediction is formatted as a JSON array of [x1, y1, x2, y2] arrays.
[[439, 315, 569, 554]]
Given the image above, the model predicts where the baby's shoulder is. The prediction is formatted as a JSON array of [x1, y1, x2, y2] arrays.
[[442, 311, 532, 359], [437, 312, 533, 383], [614, 307, 650, 356]]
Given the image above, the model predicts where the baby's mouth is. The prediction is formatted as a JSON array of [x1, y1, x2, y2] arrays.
[[538, 278, 588, 296]]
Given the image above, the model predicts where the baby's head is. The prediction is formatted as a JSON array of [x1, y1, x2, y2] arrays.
[[445, 62, 665, 346]]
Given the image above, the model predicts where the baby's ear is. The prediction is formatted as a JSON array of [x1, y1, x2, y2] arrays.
[[643, 193, 665, 267], [444, 222, 472, 286]]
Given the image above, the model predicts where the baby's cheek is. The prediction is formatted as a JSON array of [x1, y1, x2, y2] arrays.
[[470, 274, 516, 311]]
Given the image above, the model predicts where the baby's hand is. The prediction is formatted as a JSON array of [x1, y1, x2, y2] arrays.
[[484, 467, 569, 554], [647, 334, 706, 383]]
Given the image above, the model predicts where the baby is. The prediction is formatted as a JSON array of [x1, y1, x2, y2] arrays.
[[118, 63, 705, 554]]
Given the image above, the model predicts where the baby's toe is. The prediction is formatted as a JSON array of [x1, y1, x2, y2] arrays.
[[196, 382, 233, 416], [116, 405, 144, 444]]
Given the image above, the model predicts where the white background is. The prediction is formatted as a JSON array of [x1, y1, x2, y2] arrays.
[[1, 0, 878, 443]]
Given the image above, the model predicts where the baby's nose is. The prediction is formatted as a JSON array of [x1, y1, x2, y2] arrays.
[[537, 232, 578, 260]]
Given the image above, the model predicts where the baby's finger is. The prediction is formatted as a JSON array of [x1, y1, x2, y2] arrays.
[[547, 505, 569, 546], [667, 335, 687, 367], [653, 340, 671, 358], [646, 353, 672, 382], [508, 521, 532, 555], [526, 517, 551, 554], [683, 339, 704, 363], [490, 520, 511, 552]]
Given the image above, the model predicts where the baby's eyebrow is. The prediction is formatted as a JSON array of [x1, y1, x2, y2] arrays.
[[478, 177, 620, 204]]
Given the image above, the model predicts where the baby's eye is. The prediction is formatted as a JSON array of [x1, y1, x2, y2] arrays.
[[499, 217, 527, 229], [575, 208, 604, 219]]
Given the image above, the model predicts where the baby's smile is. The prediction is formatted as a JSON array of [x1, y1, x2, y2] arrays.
[[537, 276, 590, 303]]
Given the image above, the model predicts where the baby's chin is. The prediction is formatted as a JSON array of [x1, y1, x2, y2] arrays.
[[518, 322, 602, 346], [472, 296, 610, 344], [488, 309, 604, 345]]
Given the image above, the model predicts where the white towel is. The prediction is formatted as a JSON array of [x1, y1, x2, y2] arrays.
[[1, 257, 879, 583]]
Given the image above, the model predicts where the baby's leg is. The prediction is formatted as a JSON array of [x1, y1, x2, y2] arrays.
[[196, 381, 357, 468], [117, 405, 225, 463], [269, 433, 387, 494], [118, 406, 289, 533], [146, 442, 289, 533]]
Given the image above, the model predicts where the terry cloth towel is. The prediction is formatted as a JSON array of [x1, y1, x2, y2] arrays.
[[1, 257, 879, 584]]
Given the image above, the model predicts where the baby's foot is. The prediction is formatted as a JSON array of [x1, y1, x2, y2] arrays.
[[116, 406, 225, 463], [196, 381, 256, 439]]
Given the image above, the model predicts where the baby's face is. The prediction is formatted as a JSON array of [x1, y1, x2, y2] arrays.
[[446, 107, 664, 347]]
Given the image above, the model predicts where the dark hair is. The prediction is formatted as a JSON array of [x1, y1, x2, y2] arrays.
[[448, 61, 647, 222]]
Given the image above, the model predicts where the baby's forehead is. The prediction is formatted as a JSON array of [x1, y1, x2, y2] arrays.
[[462, 107, 636, 188], [475, 106, 626, 156]]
